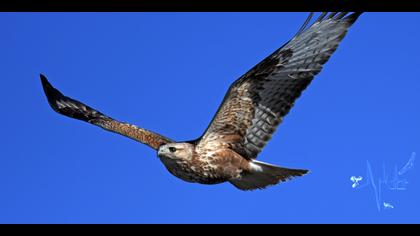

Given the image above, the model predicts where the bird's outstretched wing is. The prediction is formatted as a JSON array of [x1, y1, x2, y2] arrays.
[[40, 74, 173, 150], [197, 12, 362, 159]]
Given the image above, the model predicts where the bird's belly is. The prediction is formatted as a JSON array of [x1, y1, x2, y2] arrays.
[[159, 157, 226, 184]]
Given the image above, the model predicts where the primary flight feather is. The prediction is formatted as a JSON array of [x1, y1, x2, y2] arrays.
[[41, 12, 362, 190]]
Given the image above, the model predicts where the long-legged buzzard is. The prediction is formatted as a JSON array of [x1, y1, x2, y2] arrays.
[[41, 12, 362, 190]]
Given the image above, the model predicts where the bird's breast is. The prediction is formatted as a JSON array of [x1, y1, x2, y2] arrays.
[[158, 156, 229, 185]]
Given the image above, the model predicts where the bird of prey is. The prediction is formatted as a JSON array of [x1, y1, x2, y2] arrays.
[[41, 12, 362, 190]]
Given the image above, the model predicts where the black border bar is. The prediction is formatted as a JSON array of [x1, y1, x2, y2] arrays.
[[1, 0, 420, 12]]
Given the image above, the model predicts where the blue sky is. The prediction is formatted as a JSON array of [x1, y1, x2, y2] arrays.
[[1, 12, 419, 223]]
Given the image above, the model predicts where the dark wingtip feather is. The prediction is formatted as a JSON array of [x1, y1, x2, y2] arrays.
[[40, 74, 60, 108], [40, 74, 51, 93], [314, 12, 328, 23], [40, 74, 109, 123], [345, 12, 363, 24], [334, 12, 349, 20], [327, 12, 339, 19], [39, 74, 65, 111], [293, 12, 314, 38], [40, 73, 47, 83], [297, 169, 309, 176], [40, 74, 54, 94], [301, 12, 362, 36]]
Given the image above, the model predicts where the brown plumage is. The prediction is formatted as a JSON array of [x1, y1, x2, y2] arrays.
[[41, 12, 362, 190]]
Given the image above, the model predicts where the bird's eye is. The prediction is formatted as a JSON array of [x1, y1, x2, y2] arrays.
[[169, 147, 177, 153]]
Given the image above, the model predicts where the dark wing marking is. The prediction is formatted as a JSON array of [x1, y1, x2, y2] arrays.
[[197, 12, 362, 159], [40, 74, 173, 150]]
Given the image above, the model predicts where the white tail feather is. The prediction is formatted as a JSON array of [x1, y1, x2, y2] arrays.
[[229, 160, 308, 191]]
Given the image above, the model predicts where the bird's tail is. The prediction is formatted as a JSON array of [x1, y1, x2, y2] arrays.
[[229, 160, 308, 191]]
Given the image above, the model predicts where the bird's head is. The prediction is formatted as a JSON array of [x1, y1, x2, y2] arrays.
[[157, 143, 194, 161]]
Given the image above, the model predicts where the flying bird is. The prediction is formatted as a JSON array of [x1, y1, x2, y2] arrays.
[[41, 12, 362, 190]]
